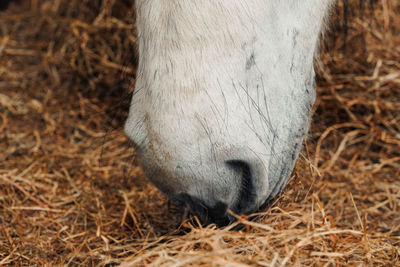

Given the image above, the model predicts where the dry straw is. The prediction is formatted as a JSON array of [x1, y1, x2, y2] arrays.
[[0, 0, 399, 266]]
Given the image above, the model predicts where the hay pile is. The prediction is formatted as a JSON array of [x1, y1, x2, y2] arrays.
[[0, 0, 399, 265]]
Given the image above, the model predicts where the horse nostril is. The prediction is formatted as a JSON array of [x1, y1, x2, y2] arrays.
[[225, 160, 257, 214]]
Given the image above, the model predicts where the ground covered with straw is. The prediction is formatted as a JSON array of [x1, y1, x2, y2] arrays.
[[0, 0, 399, 266]]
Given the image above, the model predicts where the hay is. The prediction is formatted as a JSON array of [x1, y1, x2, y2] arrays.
[[0, 0, 399, 265]]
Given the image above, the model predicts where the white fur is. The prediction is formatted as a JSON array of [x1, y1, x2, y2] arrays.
[[125, 0, 333, 218]]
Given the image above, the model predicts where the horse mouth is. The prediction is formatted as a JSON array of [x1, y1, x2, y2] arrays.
[[172, 194, 231, 226], [171, 190, 279, 227]]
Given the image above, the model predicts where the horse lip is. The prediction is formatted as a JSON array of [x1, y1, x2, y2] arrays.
[[172, 193, 232, 226]]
